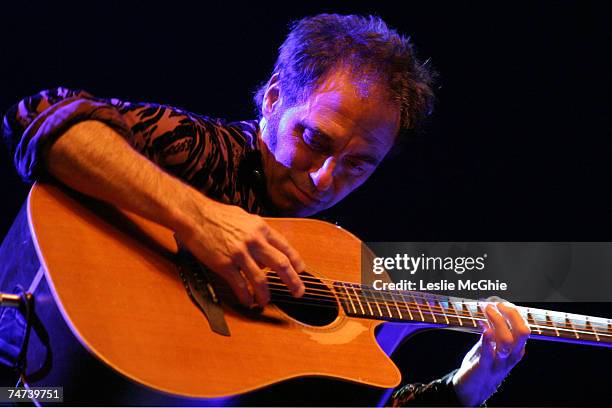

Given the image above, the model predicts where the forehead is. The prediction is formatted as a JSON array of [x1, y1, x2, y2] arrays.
[[298, 69, 400, 151]]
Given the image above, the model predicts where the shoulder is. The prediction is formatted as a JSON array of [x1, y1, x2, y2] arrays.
[[111, 98, 258, 144]]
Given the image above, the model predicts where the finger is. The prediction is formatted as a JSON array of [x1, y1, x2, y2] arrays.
[[479, 320, 496, 368], [237, 253, 271, 306], [253, 238, 305, 297], [266, 229, 307, 293], [222, 265, 255, 307], [497, 302, 531, 359], [266, 228, 306, 272], [484, 303, 514, 359]]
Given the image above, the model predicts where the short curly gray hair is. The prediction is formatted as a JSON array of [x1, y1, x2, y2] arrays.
[[254, 13, 435, 132]]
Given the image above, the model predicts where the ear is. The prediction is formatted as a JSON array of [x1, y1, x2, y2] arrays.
[[261, 73, 282, 119]]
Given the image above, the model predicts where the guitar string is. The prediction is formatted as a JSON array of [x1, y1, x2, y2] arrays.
[[203, 284, 612, 339], [261, 276, 612, 330], [267, 289, 612, 339], [287, 273, 612, 327], [265, 280, 490, 320], [205, 286, 612, 340], [264, 285, 612, 337], [211, 273, 612, 332], [191, 269, 611, 332]]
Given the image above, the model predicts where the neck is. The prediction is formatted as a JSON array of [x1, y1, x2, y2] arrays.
[[333, 281, 612, 347], [256, 117, 273, 180]]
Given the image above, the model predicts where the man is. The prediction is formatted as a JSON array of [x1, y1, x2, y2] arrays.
[[2, 14, 529, 406]]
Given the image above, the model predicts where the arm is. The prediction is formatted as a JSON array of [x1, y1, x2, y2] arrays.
[[2, 89, 305, 306], [48, 120, 190, 238], [47, 120, 304, 305], [390, 369, 462, 407], [390, 302, 530, 407]]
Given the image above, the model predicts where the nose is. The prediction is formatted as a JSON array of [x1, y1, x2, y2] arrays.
[[309, 156, 336, 192]]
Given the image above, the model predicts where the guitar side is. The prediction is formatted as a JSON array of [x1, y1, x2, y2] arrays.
[[19, 183, 409, 401]]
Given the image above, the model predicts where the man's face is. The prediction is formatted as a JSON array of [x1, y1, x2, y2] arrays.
[[260, 69, 400, 217]]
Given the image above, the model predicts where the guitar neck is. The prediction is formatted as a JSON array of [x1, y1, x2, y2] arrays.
[[333, 282, 612, 347]]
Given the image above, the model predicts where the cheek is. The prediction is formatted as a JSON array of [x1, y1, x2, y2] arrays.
[[332, 172, 371, 200], [275, 115, 311, 170]]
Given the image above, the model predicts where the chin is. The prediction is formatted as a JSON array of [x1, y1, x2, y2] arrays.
[[278, 206, 318, 218], [274, 199, 322, 217], [270, 189, 333, 217]]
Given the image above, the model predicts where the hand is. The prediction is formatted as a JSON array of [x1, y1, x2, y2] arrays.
[[452, 300, 531, 406], [175, 194, 306, 307]]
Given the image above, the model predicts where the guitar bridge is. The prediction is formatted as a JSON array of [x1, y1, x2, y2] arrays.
[[175, 238, 231, 336]]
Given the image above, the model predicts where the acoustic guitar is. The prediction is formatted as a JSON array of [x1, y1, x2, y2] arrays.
[[0, 183, 610, 405]]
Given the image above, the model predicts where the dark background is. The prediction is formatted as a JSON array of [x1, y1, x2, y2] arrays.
[[1, 0, 610, 406]]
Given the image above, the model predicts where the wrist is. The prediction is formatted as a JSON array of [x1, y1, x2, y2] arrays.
[[452, 368, 477, 407], [452, 367, 492, 407], [163, 180, 214, 238]]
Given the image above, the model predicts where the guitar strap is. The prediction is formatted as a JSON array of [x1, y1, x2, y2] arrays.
[[0, 287, 52, 384]]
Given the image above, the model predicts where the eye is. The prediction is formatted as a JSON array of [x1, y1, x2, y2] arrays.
[[302, 128, 326, 151], [345, 158, 368, 176]]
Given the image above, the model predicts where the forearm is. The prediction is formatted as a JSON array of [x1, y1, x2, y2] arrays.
[[45, 120, 203, 235]]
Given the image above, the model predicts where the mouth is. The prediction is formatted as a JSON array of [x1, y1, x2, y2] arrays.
[[290, 179, 322, 206]]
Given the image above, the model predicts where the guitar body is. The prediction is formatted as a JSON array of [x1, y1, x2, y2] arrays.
[[1, 183, 426, 405]]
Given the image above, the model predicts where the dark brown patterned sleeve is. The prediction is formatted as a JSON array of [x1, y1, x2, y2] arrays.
[[2, 87, 264, 215], [2, 88, 232, 191], [2, 87, 132, 182], [108, 99, 247, 202], [389, 370, 464, 407]]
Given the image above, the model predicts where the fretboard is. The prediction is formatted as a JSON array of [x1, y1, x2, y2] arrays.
[[333, 281, 612, 347]]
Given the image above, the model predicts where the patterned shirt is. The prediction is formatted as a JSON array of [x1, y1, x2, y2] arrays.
[[1, 88, 462, 407], [2, 87, 271, 215]]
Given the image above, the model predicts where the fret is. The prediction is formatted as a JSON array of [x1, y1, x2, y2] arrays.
[[453, 300, 478, 328], [361, 287, 375, 317], [589, 316, 609, 335], [333, 282, 348, 313], [588, 316, 611, 342], [565, 315, 580, 339], [335, 282, 611, 347], [420, 294, 438, 323], [586, 318, 600, 341], [549, 312, 582, 340], [350, 284, 366, 315], [370, 290, 384, 317], [519, 307, 604, 341], [530, 309, 560, 338], [546, 312, 561, 337], [427, 300, 438, 323], [573, 315, 603, 342], [372, 288, 390, 318], [554, 312, 581, 340], [388, 292, 404, 320], [455, 300, 474, 327], [398, 292, 414, 321], [435, 299, 451, 325], [525, 308, 543, 335], [567, 313, 587, 331], [338, 282, 357, 315], [380, 292, 394, 319], [464, 301, 479, 328], [477, 302, 488, 325], [447, 300, 464, 327], [409, 293, 426, 322]]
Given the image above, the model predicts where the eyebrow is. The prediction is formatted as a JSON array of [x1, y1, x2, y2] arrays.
[[303, 123, 333, 144], [302, 122, 381, 165], [349, 154, 380, 166]]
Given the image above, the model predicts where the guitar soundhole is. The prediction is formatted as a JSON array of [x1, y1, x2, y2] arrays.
[[269, 271, 339, 326]]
